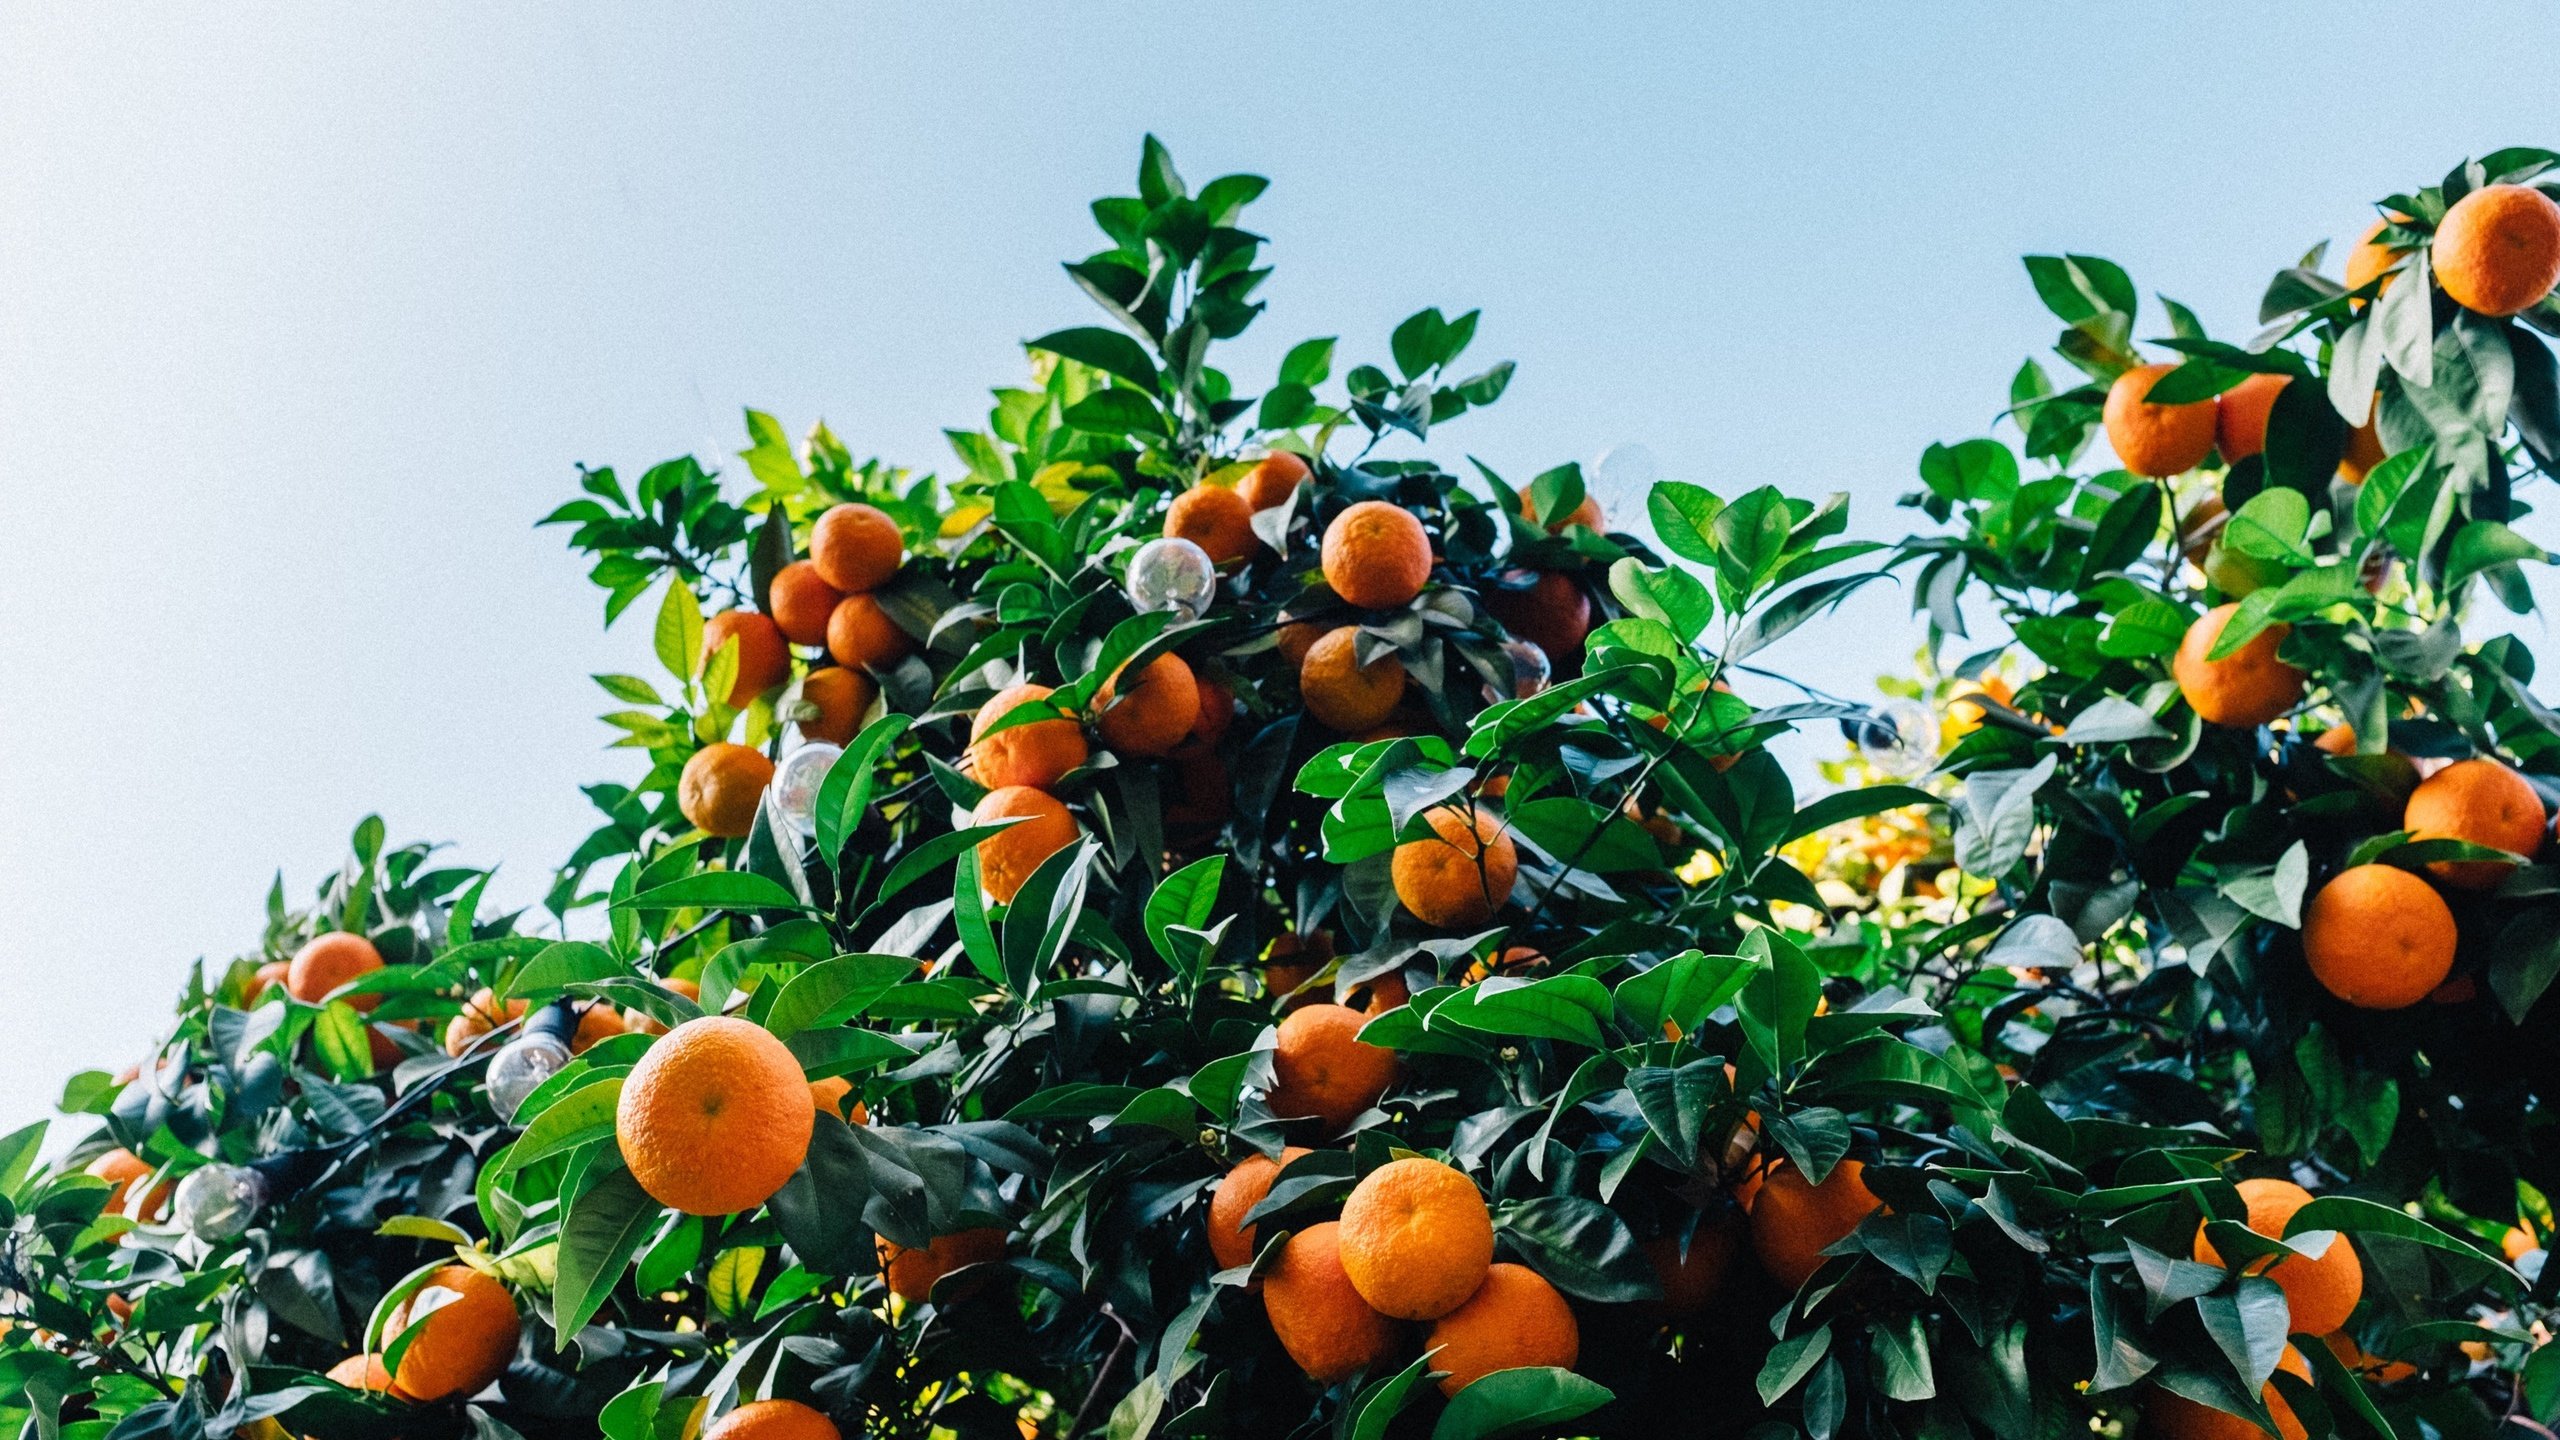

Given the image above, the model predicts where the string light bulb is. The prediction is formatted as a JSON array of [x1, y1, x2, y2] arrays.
[[485, 1002, 580, 1121]]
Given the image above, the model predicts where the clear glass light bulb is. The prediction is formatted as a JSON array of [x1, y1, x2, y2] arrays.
[[173, 1162, 266, 1242], [770, 742, 842, 838], [1502, 639, 1551, 698], [486, 1034, 572, 1120], [1126, 537, 1217, 620], [1592, 442, 1656, 499], [1857, 698, 1943, 780]]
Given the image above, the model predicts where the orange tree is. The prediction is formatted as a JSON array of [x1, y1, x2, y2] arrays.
[[1889, 149, 2560, 1432], [0, 139, 2530, 1440]]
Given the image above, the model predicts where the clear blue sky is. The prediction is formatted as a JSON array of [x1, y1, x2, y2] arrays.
[[5, 1, 2557, 1124]]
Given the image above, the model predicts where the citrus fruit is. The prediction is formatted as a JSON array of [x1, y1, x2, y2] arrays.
[[1337, 1158, 1494, 1320], [84, 1149, 171, 1221], [1239, 451, 1310, 510], [2324, 1332, 2415, 1385], [1749, 1158, 1882, 1289], [443, 987, 527, 1057], [2174, 605, 2303, 728], [1275, 613, 1331, 669], [1321, 501, 1432, 609], [678, 743, 774, 838], [972, 786, 1080, 904], [2144, 1342, 2310, 1440], [382, 1264, 519, 1402], [1263, 931, 1331, 1010], [2312, 724, 2358, 757], [1207, 1146, 1311, 1271], [1096, 652, 1200, 757], [2344, 218, 2405, 306], [244, 959, 291, 1006], [877, 1227, 1005, 1303], [1390, 804, 1518, 929], [703, 611, 788, 707], [326, 1352, 397, 1395], [2104, 362, 2218, 477], [571, 1002, 626, 1054], [808, 1075, 867, 1124], [2339, 415, 2386, 483], [1299, 626, 1407, 732], [615, 1015, 815, 1215], [2215, 374, 2289, 462], [1262, 1221, 1398, 1383], [1165, 485, 1256, 566], [2432, 183, 2560, 317], [2193, 1177, 2363, 1336], [2302, 863, 2456, 1010], [1267, 1003, 1395, 1133], [1484, 571, 1591, 671], [824, 593, 914, 670], [795, 666, 874, 745], [1424, 1262, 1579, 1398], [2402, 757, 2545, 888], [288, 932, 385, 1011], [705, 1398, 840, 1440], [1177, 675, 1233, 755], [969, 683, 1088, 790], [810, 503, 904, 593], [767, 561, 844, 647], [1642, 1214, 1741, 1317]]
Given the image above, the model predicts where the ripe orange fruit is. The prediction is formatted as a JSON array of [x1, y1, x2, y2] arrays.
[[973, 786, 1080, 904], [1519, 481, 1604, 534], [824, 593, 914, 671], [1298, 627, 1407, 732], [288, 932, 385, 1011], [2144, 1342, 2310, 1440], [615, 1016, 815, 1215], [1348, 970, 1409, 1015], [85, 1149, 171, 1221], [2324, 1332, 2415, 1384], [796, 666, 874, 745], [1749, 1159, 1882, 1289], [703, 611, 789, 708], [2312, 724, 2358, 757], [970, 684, 1088, 790], [1166, 485, 1257, 566], [2433, 184, 2560, 317], [1322, 501, 1432, 610], [1267, 1003, 1395, 1133], [877, 1227, 1005, 1303], [1177, 675, 1233, 755], [572, 1002, 626, 1054], [1486, 570, 1592, 672], [2215, 374, 2289, 462], [1424, 1262, 1579, 1398], [443, 988, 527, 1057], [2174, 605, 2304, 729], [382, 1264, 520, 1402], [706, 1399, 840, 1440], [810, 503, 904, 593], [2344, 218, 2406, 307], [1207, 1146, 1311, 1271], [2339, 415, 2386, 483], [2194, 1177, 2362, 1336], [1338, 1158, 1494, 1320], [2104, 362, 2219, 477], [678, 743, 775, 839], [2302, 863, 2456, 1010], [623, 976, 699, 1037], [767, 561, 844, 647], [244, 959, 291, 1006], [1239, 452, 1310, 511], [326, 1352, 398, 1395], [1643, 1215, 1741, 1317], [1391, 805, 1518, 930], [808, 1074, 868, 1124], [2403, 757, 2546, 888], [1275, 613, 1331, 669], [1262, 1221, 1398, 1383], [1264, 932, 1331, 1010], [1096, 653, 1201, 757]]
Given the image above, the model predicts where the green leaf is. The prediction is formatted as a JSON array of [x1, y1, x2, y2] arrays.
[[1344, 1353, 1436, 1440], [816, 714, 913, 872], [1917, 439, 2020, 503], [1780, 785, 1938, 846], [2099, 600, 2193, 659], [620, 871, 810, 914], [1027, 326, 1159, 391], [1645, 482, 1725, 565], [2445, 519, 2549, 594], [505, 1077, 625, 1169], [653, 581, 704, 685], [506, 941, 630, 1002], [1757, 1324, 1834, 1404], [1145, 856, 1227, 971], [1428, 1368, 1612, 1440], [1278, 336, 1336, 387], [1430, 974, 1613, 1048], [2224, 488, 2313, 565], [312, 1001, 373, 1082], [551, 1168, 659, 1349], [763, 955, 917, 1038], [2286, 1196, 2516, 1284], [1506, 797, 1665, 873]]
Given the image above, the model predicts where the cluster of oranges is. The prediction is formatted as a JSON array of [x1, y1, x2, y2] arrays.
[[1215, 1154, 1577, 1397], [322, 1264, 521, 1408], [678, 501, 912, 839]]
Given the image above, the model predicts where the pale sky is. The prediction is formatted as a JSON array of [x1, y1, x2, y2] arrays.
[[5, 2, 2558, 1125]]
